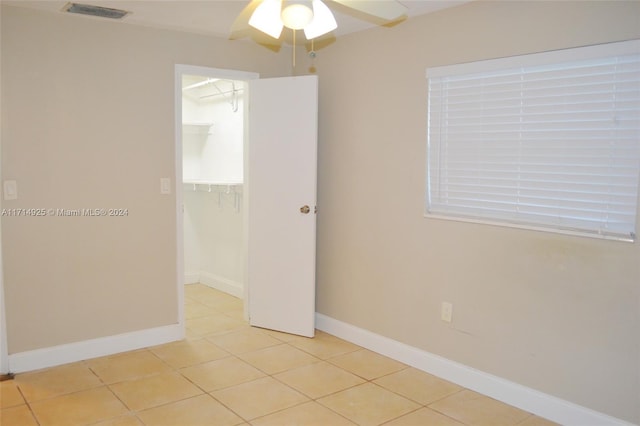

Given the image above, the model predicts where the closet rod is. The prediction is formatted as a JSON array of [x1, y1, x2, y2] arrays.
[[182, 78, 217, 91], [199, 88, 244, 100], [203, 81, 241, 112], [183, 78, 239, 91]]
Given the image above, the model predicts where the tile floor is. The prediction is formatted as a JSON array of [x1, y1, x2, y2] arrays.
[[0, 284, 558, 426]]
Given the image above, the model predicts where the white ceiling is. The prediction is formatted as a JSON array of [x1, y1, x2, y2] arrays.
[[3, 0, 470, 41]]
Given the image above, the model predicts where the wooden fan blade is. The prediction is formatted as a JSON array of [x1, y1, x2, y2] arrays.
[[331, 0, 407, 20], [229, 0, 283, 49], [229, 0, 263, 39]]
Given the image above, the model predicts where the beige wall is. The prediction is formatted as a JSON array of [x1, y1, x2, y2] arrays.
[[0, 5, 290, 353], [314, 1, 640, 423], [2, 1, 639, 423]]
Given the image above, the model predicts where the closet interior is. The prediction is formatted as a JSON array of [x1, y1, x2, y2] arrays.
[[182, 75, 246, 298]]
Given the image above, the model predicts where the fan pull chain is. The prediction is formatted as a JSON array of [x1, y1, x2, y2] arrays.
[[308, 38, 317, 72], [292, 29, 296, 67], [310, 38, 316, 62]]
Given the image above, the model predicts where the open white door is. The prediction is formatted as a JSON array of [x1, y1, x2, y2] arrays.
[[247, 75, 318, 338]]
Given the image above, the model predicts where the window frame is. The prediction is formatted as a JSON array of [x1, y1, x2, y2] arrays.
[[425, 39, 640, 242]]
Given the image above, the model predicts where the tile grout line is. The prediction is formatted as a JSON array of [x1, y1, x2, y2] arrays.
[[190, 297, 420, 425], [13, 383, 42, 426], [183, 282, 263, 425], [83, 359, 142, 426], [5, 286, 532, 426]]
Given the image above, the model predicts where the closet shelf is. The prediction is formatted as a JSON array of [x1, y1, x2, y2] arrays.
[[183, 122, 213, 135], [183, 179, 242, 186]]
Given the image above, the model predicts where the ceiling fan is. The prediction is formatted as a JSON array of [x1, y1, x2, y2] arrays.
[[229, 0, 408, 42]]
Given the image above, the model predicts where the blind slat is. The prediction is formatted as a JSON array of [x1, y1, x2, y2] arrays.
[[427, 40, 640, 240]]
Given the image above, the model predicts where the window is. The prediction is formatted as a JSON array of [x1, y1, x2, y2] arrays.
[[426, 40, 640, 241]]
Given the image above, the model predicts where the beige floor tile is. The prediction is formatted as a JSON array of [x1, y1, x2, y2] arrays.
[[185, 301, 218, 319], [207, 328, 282, 355], [257, 327, 309, 342], [15, 362, 103, 402], [221, 308, 246, 321], [186, 313, 247, 337], [200, 293, 243, 313], [289, 331, 361, 359], [185, 326, 204, 340], [1, 404, 39, 426], [328, 348, 407, 380], [30, 386, 128, 426], [429, 390, 532, 426], [4, 283, 544, 426], [1, 380, 25, 408], [516, 415, 560, 426], [239, 344, 320, 375], [318, 382, 420, 426], [384, 407, 465, 425], [87, 350, 172, 384], [149, 338, 229, 369], [373, 367, 462, 405], [251, 401, 357, 426], [185, 283, 218, 300], [274, 361, 365, 399], [180, 357, 266, 392], [185, 297, 203, 308], [190, 287, 241, 310], [93, 414, 144, 426], [137, 394, 243, 426], [109, 372, 202, 411], [211, 376, 309, 421]]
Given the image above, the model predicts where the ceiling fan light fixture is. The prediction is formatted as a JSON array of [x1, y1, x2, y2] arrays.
[[281, 2, 314, 30], [249, 0, 284, 38], [303, 0, 337, 39]]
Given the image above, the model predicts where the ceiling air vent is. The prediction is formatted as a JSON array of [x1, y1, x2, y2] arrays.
[[63, 3, 130, 19]]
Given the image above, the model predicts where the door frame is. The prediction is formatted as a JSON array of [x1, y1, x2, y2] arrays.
[[0, 153, 7, 373], [0, 217, 8, 374], [174, 65, 259, 328]]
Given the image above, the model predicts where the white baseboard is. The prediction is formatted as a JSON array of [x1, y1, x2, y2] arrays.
[[8, 324, 183, 373], [192, 272, 243, 298], [184, 272, 200, 285], [315, 313, 634, 426]]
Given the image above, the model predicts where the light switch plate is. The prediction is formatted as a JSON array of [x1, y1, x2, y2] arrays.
[[3, 180, 17, 200], [441, 302, 453, 323], [160, 178, 171, 195]]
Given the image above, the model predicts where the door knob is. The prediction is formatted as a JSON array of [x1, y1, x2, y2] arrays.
[[300, 205, 310, 214]]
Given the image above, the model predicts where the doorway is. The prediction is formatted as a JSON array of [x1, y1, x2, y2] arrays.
[[175, 66, 319, 339], [175, 65, 258, 328]]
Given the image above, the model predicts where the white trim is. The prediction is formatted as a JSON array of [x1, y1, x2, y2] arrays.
[[0, 220, 7, 374], [8, 324, 182, 373], [176, 65, 260, 83], [426, 39, 640, 78], [185, 272, 243, 298], [175, 64, 259, 328], [424, 213, 636, 243], [175, 65, 186, 338], [184, 272, 200, 285], [425, 40, 640, 243], [0, 4, 7, 375], [316, 313, 635, 426], [198, 272, 243, 298]]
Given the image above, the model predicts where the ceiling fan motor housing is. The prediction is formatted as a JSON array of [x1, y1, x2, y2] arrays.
[[281, 1, 314, 30]]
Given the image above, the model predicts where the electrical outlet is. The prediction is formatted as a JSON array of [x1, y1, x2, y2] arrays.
[[441, 302, 453, 323]]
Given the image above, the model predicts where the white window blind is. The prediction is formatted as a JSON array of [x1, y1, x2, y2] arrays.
[[426, 40, 640, 241]]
